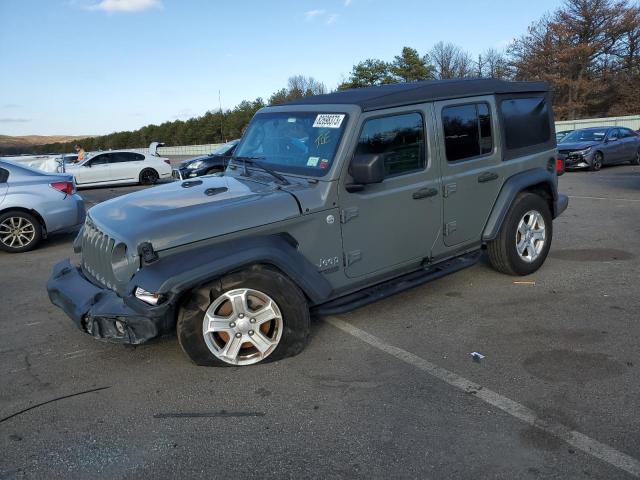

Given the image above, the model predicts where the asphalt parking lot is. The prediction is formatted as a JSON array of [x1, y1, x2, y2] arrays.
[[1, 166, 639, 479]]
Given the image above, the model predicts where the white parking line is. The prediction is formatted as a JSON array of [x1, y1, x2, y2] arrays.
[[326, 316, 640, 478], [569, 195, 640, 203]]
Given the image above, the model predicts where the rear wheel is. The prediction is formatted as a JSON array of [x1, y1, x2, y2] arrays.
[[139, 168, 159, 185], [631, 149, 640, 166], [177, 265, 310, 366], [487, 193, 552, 276], [0, 211, 42, 253], [590, 151, 603, 171]]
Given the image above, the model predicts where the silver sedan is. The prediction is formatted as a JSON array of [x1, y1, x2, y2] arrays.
[[0, 160, 85, 253]]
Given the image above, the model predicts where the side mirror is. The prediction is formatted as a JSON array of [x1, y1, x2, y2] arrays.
[[347, 154, 385, 191]]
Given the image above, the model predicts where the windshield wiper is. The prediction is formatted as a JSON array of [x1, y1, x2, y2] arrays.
[[230, 156, 290, 185]]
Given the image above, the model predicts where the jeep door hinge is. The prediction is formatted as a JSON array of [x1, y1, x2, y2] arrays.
[[340, 207, 359, 224], [344, 250, 362, 267], [443, 183, 457, 198], [444, 221, 457, 236]]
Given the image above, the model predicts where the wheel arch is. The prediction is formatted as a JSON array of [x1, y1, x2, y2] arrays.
[[482, 168, 558, 242], [0, 206, 47, 237], [129, 234, 332, 308]]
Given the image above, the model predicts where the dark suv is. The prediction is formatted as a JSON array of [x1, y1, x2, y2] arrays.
[[48, 79, 568, 367]]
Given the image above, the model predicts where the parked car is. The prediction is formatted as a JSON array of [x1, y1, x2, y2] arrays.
[[48, 78, 568, 367], [65, 150, 172, 188], [556, 130, 573, 142], [558, 127, 640, 171], [173, 140, 239, 180], [0, 160, 85, 253]]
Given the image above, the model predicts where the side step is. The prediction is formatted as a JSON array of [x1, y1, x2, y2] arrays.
[[312, 251, 481, 316]]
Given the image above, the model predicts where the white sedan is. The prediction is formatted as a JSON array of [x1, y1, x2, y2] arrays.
[[67, 150, 172, 188]]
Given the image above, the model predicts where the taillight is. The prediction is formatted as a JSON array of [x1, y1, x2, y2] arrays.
[[50, 181, 75, 195], [556, 158, 565, 176]]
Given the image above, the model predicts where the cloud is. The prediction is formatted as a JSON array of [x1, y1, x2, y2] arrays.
[[344, 0, 352, 5], [86, 0, 162, 13], [326, 14, 339, 25], [305, 9, 325, 20], [172, 109, 195, 121], [0, 118, 31, 123]]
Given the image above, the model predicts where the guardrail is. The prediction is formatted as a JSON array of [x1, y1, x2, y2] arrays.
[[556, 115, 640, 131]]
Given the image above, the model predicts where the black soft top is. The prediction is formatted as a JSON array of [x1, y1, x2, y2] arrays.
[[285, 78, 550, 112]]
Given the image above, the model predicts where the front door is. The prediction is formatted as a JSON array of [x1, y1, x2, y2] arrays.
[[435, 97, 503, 247], [74, 153, 112, 185], [340, 109, 441, 278], [604, 129, 625, 163]]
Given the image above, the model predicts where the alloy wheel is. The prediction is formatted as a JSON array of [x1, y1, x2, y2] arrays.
[[515, 210, 546, 263], [202, 288, 283, 365], [0, 216, 36, 249]]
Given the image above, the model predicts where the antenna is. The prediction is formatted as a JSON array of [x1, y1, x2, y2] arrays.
[[219, 90, 225, 142]]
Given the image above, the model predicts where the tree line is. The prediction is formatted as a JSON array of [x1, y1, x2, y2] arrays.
[[16, 0, 640, 155]]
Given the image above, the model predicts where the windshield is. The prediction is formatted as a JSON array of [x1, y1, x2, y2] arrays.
[[234, 112, 348, 177], [211, 140, 238, 155], [561, 129, 607, 143]]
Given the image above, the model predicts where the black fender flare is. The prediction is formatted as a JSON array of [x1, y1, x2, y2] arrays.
[[482, 168, 565, 242], [128, 235, 332, 305]]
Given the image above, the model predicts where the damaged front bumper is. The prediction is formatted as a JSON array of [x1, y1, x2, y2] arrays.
[[46, 259, 173, 344]]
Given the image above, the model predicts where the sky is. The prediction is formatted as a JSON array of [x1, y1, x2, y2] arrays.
[[0, 0, 564, 136]]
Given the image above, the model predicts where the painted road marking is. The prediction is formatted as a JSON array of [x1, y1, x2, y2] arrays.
[[569, 195, 640, 203], [326, 316, 640, 478]]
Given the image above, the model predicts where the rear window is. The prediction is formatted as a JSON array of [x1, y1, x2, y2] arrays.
[[500, 97, 551, 151]]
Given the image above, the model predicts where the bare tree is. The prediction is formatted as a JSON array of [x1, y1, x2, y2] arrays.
[[429, 42, 475, 79]]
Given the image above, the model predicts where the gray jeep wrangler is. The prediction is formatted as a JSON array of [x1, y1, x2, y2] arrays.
[[48, 78, 568, 367]]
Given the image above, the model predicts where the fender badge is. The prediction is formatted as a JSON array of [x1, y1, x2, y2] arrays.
[[326, 215, 335, 225]]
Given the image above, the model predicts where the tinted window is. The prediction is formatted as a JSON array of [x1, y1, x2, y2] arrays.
[[442, 103, 493, 162], [500, 97, 551, 150], [0, 167, 8, 183], [607, 129, 619, 139], [355, 113, 425, 176], [89, 154, 109, 165], [620, 128, 636, 138], [109, 152, 144, 163]]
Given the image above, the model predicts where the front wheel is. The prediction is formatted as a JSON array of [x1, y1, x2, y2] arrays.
[[487, 193, 552, 276], [590, 152, 603, 171], [177, 265, 310, 366]]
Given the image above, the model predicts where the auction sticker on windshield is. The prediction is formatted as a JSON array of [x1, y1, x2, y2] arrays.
[[313, 114, 345, 129]]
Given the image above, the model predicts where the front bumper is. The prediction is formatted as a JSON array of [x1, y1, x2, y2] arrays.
[[47, 259, 173, 344], [561, 152, 592, 169]]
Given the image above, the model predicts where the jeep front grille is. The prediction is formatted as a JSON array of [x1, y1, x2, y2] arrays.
[[81, 221, 118, 290]]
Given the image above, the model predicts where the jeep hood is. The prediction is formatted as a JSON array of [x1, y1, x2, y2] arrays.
[[88, 175, 302, 251]]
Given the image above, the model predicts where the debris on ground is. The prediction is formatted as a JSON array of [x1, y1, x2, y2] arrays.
[[470, 352, 485, 363]]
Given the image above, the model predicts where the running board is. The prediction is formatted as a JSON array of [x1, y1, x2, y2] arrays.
[[312, 251, 482, 316]]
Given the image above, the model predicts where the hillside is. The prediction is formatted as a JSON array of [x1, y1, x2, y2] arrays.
[[0, 135, 93, 154]]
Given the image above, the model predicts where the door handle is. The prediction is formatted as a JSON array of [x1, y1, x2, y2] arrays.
[[412, 187, 439, 200], [478, 172, 499, 183]]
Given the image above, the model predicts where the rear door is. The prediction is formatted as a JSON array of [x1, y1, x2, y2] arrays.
[[434, 96, 502, 247], [0, 167, 8, 206], [109, 152, 144, 181], [74, 153, 112, 185], [340, 108, 442, 278]]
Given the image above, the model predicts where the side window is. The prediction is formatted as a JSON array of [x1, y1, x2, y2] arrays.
[[500, 97, 551, 151], [0, 168, 8, 183], [608, 128, 619, 140], [133, 153, 145, 161], [442, 103, 493, 162], [355, 112, 425, 176], [620, 128, 636, 138], [109, 152, 139, 163], [89, 154, 109, 165]]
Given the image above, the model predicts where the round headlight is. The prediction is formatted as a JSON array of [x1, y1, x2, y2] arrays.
[[111, 242, 130, 282]]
